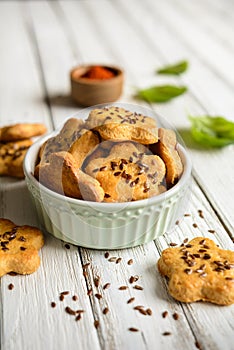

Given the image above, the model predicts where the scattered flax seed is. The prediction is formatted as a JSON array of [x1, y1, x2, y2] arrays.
[[183, 238, 189, 243], [87, 289, 93, 296], [8, 283, 14, 290], [128, 327, 139, 332], [94, 320, 100, 329], [133, 285, 143, 291], [116, 257, 122, 264], [94, 276, 100, 287], [72, 295, 78, 301], [108, 257, 117, 262], [59, 295, 64, 301], [184, 213, 190, 217], [95, 293, 102, 300], [198, 209, 204, 218], [61, 291, 70, 296], [138, 308, 148, 315], [193, 223, 198, 228], [208, 229, 215, 234], [175, 220, 179, 225], [127, 259, 133, 265], [119, 286, 128, 290], [127, 297, 135, 304], [169, 242, 178, 247], [162, 311, 168, 318], [129, 276, 135, 284], [104, 252, 109, 259], [75, 314, 81, 321], [134, 305, 144, 310], [225, 277, 234, 281], [195, 340, 202, 349], [51, 302, 56, 308], [172, 313, 179, 320], [103, 307, 109, 315], [184, 268, 192, 275], [146, 308, 152, 316], [199, 239, 206, 245], [65, 306, 76, 316], [76, 309, 85, 314], [162, 332, 171, 336], [103, 283, 111, 290], [64, 244, 70, 249]]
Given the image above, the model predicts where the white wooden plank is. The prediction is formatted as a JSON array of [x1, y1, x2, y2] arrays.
[[0, 1, 51, 129], [114, 0, 234, 235], [26, 0, 81, 128]]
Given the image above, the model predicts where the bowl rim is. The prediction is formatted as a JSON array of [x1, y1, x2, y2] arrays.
[[24, 129, 192, 210], [70, 64, 124, 84]]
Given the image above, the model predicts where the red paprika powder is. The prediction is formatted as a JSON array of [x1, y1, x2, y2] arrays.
[[82, 66, 115, 80]]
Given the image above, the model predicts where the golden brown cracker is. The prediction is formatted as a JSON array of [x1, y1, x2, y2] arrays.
[[0, 123, 47, 142], [86, 106, 158, 144], [158, 237, 234, 305], [0, 218, 44, 277]]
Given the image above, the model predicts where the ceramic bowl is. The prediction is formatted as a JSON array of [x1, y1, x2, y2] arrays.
[[70, 64, 124, 106], [23, 107, 192, 250]]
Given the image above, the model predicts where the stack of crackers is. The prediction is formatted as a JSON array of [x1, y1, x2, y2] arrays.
[[35, 106, 183, 202], [0, 123, 47, 178]]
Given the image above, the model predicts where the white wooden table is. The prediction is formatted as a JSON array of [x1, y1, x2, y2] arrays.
[[1, 1, 234, 349]]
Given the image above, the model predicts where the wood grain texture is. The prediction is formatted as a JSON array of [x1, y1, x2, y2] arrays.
[[0, 0, 234, 349]]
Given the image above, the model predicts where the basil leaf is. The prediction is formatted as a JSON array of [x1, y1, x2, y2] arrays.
[[157, 60, 188, 75], [189, 115, 234, 147], [138, 85, 187, 103]]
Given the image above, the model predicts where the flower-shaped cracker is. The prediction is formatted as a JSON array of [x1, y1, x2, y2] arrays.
[[0, 219, 44, 277], [158, 237, 234, 305]]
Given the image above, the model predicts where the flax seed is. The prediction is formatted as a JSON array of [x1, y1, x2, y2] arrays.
[[108, 257, 117, 262], [94, 276, 100, 287], [59, 295, 64, 301], [172, 313, 179, 320], [127, 259, 133, 265], [103, 307, 109, 315], [65, 306, 76, 316], [94, 320, 100, 329], [133, 285, 143, 290], [75, 314, 81, 321], [72, 295, 78, 301], [193, 223, 198, 228], [195, 340, 202, 349], [103, 283, 111, 290], [208, 229, 215, 234], [119, 286, 128, 290], [95, 293, 102, 300], [116, 257, 122, 264], [162, 311, 168, 318], [127, 297, 135, 304], [51, 302, 56, 308], [138, 308, 148, 315], [146, 308, 152, 315], [104, 252, 109, 259], [128, 327, 139, 332], [64, 244, 70, 249], [162, 332, 171, 336], [169, 242, 178, 247], [8, 283, 14, 290], [183, 238, 189, 243]]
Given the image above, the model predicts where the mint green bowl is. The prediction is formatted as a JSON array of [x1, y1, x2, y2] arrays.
[[24, 128, 192, 250]]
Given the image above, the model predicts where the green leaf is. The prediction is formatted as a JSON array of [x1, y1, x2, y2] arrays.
[[138, 85, 187, 103], [157, 60, 188, 75], [188, 115, 234, 148]]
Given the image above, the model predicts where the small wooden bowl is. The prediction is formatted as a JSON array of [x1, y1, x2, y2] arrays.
[[70, 64, 124, 107]]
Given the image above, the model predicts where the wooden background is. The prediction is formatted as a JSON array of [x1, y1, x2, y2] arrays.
[[0, 0, 234, 349]]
